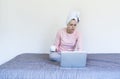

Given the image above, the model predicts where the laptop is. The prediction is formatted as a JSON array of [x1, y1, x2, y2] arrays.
[[60, 51, 87, 68]]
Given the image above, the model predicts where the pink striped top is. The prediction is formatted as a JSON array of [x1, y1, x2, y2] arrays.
[[54, 28, 82, 52]]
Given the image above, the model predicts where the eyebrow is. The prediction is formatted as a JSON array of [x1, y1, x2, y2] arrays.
[[70, 24, 77, 26]]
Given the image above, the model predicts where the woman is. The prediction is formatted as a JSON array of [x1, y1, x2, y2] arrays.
[[49, 11, 82, 61]]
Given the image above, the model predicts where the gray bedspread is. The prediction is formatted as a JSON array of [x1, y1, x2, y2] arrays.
[[0, 53, 120, 79]]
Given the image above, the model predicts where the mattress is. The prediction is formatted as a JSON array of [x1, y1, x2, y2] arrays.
[[0, 53, 120, 79]]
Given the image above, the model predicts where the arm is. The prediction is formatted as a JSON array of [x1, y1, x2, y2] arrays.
[[75, 33, 82, 51], [53, 31, 61, 52]]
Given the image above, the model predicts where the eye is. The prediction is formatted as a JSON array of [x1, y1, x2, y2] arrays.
[[74, 24, 77, 26]]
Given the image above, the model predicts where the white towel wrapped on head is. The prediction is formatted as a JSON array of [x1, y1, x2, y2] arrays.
[[66, 11, 80, 25]]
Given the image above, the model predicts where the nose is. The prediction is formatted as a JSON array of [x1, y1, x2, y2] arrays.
[[71, 25, 75, 29], [71, 26, 74, 29]]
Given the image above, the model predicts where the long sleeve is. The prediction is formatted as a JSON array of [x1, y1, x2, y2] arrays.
[[75, 33, 82, 51], [54, 31, 61, 52]]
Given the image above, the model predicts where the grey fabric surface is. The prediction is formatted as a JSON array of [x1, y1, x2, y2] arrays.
[[0, 53, 120, 79]]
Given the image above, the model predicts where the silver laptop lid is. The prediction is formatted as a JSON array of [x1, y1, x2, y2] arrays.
[[61, 51, 87, 68]]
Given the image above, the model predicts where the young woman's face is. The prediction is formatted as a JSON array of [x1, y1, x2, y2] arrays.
[[67, 19, 77, 33]]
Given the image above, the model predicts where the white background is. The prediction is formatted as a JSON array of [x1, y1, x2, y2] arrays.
[[0, 0, 120, 65]]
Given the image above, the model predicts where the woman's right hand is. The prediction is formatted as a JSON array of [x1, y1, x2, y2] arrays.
[[50, 45, 57, 52]]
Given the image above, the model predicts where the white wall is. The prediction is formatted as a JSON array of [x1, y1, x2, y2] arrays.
[[0, 0, 120, 65]]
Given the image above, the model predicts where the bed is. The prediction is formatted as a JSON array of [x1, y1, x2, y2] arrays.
[[0, 53, 120, 79]]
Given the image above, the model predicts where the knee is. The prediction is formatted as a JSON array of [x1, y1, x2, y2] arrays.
[[49, 52, 60, 61]]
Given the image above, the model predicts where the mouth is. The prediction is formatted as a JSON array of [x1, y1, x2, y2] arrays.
[[71, 29, 74, 31]]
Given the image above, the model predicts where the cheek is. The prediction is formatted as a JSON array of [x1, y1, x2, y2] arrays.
[[67, 26, 72, 29]]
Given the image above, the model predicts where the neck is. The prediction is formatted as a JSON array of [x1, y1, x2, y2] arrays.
[[66, 29, 73, 34]]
